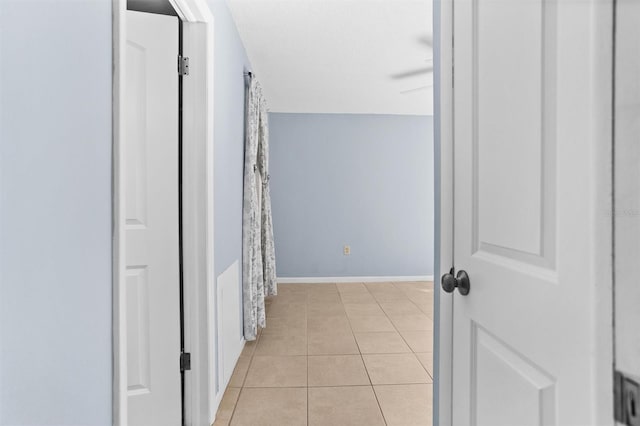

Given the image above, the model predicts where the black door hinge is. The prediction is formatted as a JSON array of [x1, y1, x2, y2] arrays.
[[615, 370, 640, 426], [180, 352, 191, 371], [178, 55, 189, 76]]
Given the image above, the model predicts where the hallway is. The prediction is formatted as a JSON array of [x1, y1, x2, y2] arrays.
[[214, 281, 434, 426]]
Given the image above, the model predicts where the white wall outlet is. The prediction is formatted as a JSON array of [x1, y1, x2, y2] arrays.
[[343, 245, 351, 256]]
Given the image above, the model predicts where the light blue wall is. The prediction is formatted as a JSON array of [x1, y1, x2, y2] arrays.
[[269, 113, 434, 278], [206, 0, 252, 394], [208, 0, 250, 290], [0, 1, 113, 425]]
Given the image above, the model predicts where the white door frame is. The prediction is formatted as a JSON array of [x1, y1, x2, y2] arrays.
[[433, 0, 453, 424], [434, 0, 615, 424], [112, 1, 216, 424]]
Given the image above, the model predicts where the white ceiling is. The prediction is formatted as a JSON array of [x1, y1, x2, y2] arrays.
[[227, 0, 433, 115]]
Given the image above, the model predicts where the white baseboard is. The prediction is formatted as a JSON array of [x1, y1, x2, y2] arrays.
[[277, 275, 434, 284]]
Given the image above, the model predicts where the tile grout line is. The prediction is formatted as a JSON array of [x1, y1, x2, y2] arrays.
[[387, 282, 435, 380], [379, 282, 434, 381], [351, 282, 389, 426], [227, 327, 261, 425], [392, 281, 435, 318], [225, 282, 433, 425]]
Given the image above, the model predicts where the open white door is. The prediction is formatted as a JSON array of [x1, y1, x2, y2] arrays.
[[125, 10, 181, 426], [445, 0, 613, 424]]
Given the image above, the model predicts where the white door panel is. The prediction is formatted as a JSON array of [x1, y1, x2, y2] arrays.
[[125, 10, 181, 426], [451, 0, 605, 424]]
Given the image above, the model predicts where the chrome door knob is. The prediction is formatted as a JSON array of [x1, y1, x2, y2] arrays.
[[440, 269, 471, 296]]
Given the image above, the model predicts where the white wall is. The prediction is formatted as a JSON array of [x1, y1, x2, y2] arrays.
[[0, 1, 113, 424]]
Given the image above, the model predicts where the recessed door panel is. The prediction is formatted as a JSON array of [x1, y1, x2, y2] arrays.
[[473, 325, 555, 426], [471, 0, 556, 270], [126, 266, 151, 394], [125, 42, 148, 229]]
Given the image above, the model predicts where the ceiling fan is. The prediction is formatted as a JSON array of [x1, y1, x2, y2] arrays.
[[393, 35, 434, 95]]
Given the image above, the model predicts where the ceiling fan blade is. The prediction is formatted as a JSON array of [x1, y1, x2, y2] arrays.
[[400, 85, 433, 95], [390, 66, 434, 79]]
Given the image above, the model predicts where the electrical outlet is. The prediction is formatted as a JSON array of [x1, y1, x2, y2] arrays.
[[343, 245, 351, 256]]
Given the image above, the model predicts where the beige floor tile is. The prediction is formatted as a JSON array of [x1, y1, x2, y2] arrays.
[[308, 386, 385, 426], [371, 291, 409, 302], [308, 292, 342, 304], [348, 315, 396, 332], [308, 332, 359, 355], [308, 355, 370, 386], [336, 282, 367, 293], [344, 303, 385, 318], [230, 387, 307, 426], [400, 330, 434, 353], [266, 312, 306, 326], [339, 292, 377, 304], [306, 283, 338, 290], [374, 384, 433, 426], [262, 315, 307, 336], [389, 314, 433, 331], [403, 290, 433, 301], [415, 302, 434, 316], [393, 281, 432, 291], [380, 301, 424, 316], [241, 339, 258, 357], [362, 353, 430, 384], [267, 303, 307, 318], [306, 282, 336, 291], [255, 334, 307, 356], [355, 332, 412, 354], [244, 355, 307, 387], [271, 293, 308, 305], [406, 292, 433, 302], [419, 308, 434, 320], [214, 387, 240, 425], [415, 353, 433, 378], [307, 315, 352, 334], [218, 281, 437, 426], [278, 284, 309, 295], [364, 282, 396, 291], [228, 356, 251, 387], [307, 302, 346, 317]]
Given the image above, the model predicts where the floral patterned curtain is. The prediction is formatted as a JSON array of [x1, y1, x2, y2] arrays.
[[242, 77, 277, 341]]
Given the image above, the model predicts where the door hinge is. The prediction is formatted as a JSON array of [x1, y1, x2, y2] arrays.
[[180, 352, 191, 371], [178, 55, 190, 76], [615, 370, 640, 426]]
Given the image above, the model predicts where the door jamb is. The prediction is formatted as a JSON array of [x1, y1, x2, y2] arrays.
[[434, 0, 454, 425], [112, 1, 216, 424]]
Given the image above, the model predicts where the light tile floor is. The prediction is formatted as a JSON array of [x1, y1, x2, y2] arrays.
[[213, 281, 434, 426]]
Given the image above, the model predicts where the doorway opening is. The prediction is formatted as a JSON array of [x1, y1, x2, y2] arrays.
[[213, 1, 436, 424], [112, 0, 216, 424]]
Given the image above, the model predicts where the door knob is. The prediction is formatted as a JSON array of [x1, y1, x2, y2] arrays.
[[440, 269, 471, 296]]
